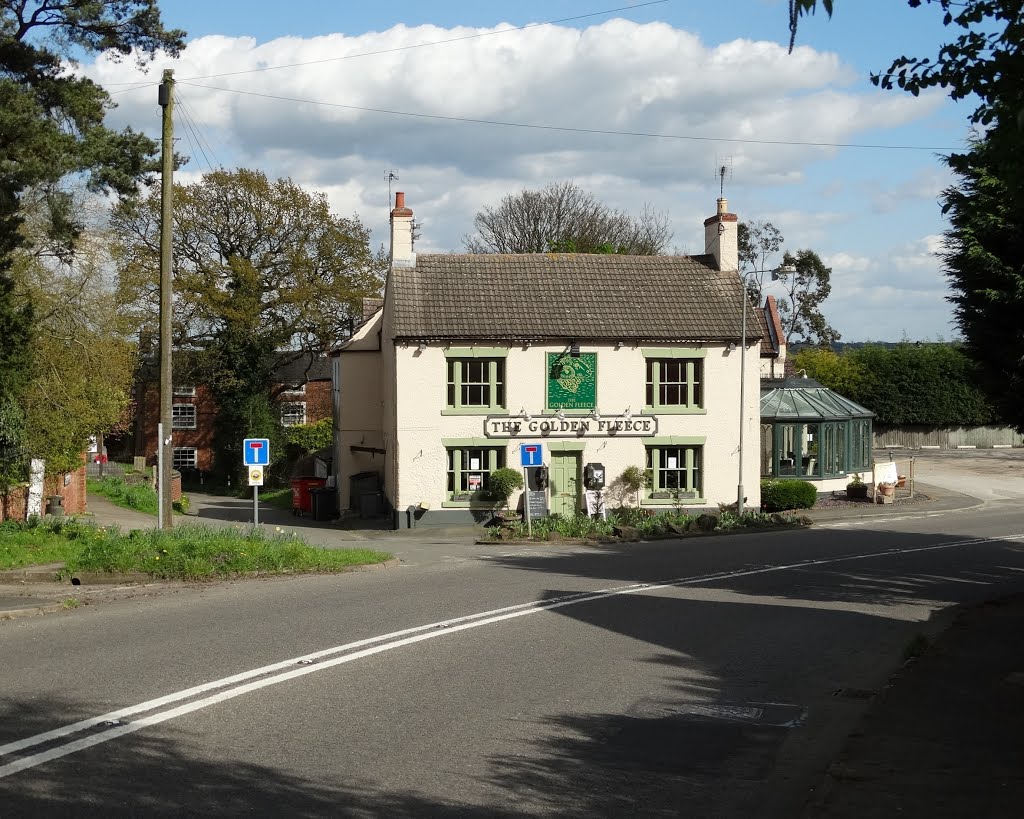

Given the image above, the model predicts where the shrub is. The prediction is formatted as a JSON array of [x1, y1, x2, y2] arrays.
[[488, 467, 524, 511], [760, 479, 817, 512], [285, 418, 333, 454]]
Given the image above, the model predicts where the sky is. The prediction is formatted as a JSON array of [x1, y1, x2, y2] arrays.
[[86, 0, 973, 342]]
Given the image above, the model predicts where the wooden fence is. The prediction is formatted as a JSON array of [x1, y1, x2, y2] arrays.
[[874, 425, 1023, 450]]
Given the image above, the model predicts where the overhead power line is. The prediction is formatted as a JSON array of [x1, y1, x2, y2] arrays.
[[178, 81, 954, 152]]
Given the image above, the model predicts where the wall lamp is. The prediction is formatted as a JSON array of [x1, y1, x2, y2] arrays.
[[556, 409, 566, 421], [569, 341, 581, 358], [520, 408, 532, 421], [416, 342, 427, 352], [623, 407, 632, 421], [590, 408, 601, 420], [727, 342, 737, 352]]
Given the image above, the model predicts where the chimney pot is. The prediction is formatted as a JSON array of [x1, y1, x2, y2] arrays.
[[703, 198, 738, 272], [390, 192, 415, 267]]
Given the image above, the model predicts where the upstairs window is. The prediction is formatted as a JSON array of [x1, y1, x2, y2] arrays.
[[644, 353, 704, 412], [281, 402, 306, 427], [446, 359, 505, 411], [171, 403, 197, 429]]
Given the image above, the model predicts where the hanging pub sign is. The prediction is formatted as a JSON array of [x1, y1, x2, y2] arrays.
[[547, 352, 597, 410]]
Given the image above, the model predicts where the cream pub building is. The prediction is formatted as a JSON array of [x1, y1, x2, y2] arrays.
[[333, 193, 763, 528]]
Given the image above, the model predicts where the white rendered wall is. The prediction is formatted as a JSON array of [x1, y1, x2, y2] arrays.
[[390, 339, 761, 514], [335, 311, 385, 509]]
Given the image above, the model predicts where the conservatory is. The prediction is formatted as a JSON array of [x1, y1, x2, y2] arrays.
[[760, 374, 875, 492]]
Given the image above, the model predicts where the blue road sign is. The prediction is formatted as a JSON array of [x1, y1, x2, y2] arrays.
[[243, 438, 270, 466], [520, 443, 543, 467]]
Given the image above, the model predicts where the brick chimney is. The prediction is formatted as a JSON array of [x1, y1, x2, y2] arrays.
[[703, 197, 738, 272], [390, 192, 415, 268]]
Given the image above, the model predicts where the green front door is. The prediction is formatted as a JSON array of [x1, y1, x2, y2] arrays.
[[549, 451, 580, 517]]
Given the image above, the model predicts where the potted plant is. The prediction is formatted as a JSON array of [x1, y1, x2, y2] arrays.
[[877, 481, 896, 497], [846, 473, 868, 499]]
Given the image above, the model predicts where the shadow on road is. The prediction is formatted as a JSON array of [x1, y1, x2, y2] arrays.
[[0, 694, 519, 817], [4, 527, 1023, 815]]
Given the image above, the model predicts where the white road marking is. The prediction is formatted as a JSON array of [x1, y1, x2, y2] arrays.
[[2, 533, 1023, 779], [820, 512, 948, 528]]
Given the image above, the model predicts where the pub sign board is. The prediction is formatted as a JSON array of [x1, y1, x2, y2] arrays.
[[547, 352, 596, 410], [485, 414, 658, 438]]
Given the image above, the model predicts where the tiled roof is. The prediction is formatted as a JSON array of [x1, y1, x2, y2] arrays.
[[275, 353, 332, 384], [390, 253, 763, 343]]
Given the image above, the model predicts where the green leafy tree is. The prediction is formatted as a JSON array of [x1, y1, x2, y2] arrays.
[[788, 0, 1024, 429], [788, 1, 1021, 129], [0, 1, 183, 480], [0, 1, 184, 258], [286, 419, 333, 455], [942, 138, 1024, 429], [826, 343, 996, 426], [464, 181, 672, 255], [775, 249, 840, 346], [112, 169, 385, 479], [792, 347, 866, 397], [0, 270, 33, 485], [738, 220, 785, 305], [9, 188, 137, 476]]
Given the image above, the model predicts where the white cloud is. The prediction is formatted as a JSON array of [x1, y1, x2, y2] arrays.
[[86, 19, 955, 340]]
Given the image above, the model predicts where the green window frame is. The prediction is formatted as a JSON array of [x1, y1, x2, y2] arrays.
[[644, 444, 703, 501], [820, 421, 846, 476], [445, 358, 505, 413], [445, 446, 506, 503], [849, 419, 872, 471], [764, 419, 873, 479], [777, 422, 820, 478], [643, 352, 704, 413]]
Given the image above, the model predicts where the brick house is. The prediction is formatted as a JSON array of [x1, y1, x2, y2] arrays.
[[133, 353, 333, 474]]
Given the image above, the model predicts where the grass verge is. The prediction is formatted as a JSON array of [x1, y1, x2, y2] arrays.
[[0, 517, 392, 580], [258, 487, 294, 511], [88, 475, 189, 515], [0, 521, 87, 568]]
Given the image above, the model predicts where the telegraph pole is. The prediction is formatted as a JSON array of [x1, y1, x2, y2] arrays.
[[157, 70, 174, 529]]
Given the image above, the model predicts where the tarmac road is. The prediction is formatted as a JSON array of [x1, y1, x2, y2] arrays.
[[2, 451, 1024, 816], [1, 450, 1023, 816]]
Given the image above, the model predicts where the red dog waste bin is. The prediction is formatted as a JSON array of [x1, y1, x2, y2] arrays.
[[290, 477, 327, 516]]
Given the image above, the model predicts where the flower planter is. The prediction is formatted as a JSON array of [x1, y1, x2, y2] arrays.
[[846, 484, 869, 499], [878, 483, 896, 497]]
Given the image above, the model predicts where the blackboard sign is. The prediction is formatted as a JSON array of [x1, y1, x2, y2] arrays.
[[526, 490, 548, 520]]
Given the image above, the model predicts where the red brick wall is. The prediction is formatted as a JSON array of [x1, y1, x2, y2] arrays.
[[0, 485, 27, 522], [135, 378, 332, 473], [0, 462, 86, 522], [137, 383, 218, 472], [276, 380, 331, 425], [48, 463, 87, 515]]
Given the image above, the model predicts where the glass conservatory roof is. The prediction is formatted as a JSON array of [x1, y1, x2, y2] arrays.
[[760, 375, 875, 421]]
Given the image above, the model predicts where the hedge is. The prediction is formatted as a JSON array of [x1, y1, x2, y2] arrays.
[[761, 479, 817, 512]]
